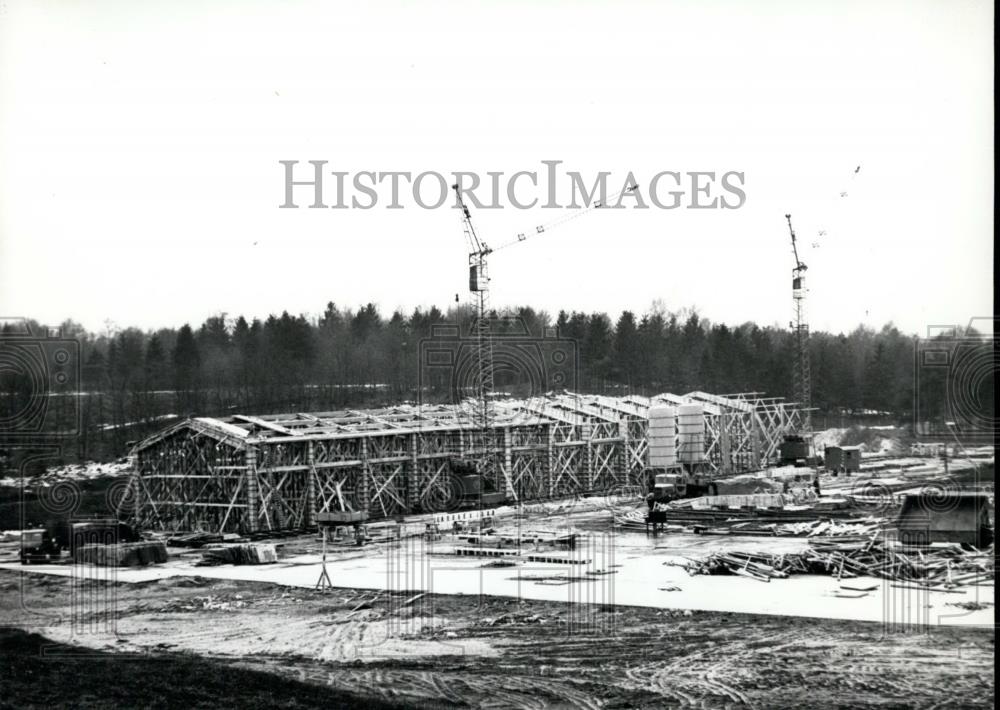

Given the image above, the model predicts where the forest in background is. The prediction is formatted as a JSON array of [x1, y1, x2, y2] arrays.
[[1, 302, 989, 462]]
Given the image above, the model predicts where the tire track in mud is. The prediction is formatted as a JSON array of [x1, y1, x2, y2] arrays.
[[503, 622, 993, 708], [275, 666, 605, 710], [3, 571, 993, 709], [621, 634, 753, 707]]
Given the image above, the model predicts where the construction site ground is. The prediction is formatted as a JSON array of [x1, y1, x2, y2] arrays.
[[1, 446, 994, 708], [2, 495, 995, 624], [1, 569, 994, 709]]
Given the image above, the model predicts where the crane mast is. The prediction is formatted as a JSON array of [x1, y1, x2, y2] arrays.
[[453, 184, 496, 477], [450, 180, 637, 493], [785, 214, 811, 433]]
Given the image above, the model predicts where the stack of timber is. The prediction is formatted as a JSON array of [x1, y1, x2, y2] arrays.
[[456, 531, 577, 549], [773, 518, 883, 537], [682, 494, 787, 510], [688, 518, 885, 538], [445, 547, 589, 564], [197, 543, 278, 566], [75, 541, 168, 567], [672, 536, 995, 587], [166, 532, 225, 548], [616, 508, 882, 537]]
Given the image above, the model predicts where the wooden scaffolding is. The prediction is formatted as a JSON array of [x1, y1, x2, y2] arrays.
[[122, 391, 803, 534]]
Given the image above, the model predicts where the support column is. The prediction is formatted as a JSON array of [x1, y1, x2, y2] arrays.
[[546, 424, 555, 498], [358, 438, 371, 513], [245, 445, 259, 533], [408, 433, 419, 511], [618, 419, 629, 487], [306, 441, 317, 529], [720, 410, 731, 474], [583, 422, 594, 491], [503, 427, 515, 500], [752, 416, 762, 468]]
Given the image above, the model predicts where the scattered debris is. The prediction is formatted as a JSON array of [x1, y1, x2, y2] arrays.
[[829, 590, 870, 599], [399, 592, 427, 607], [481, 559, 519, 568], [839, 584, 879, 592], [616, 507, 880, 538], [167, 532, 225, 549], [672, 536, 994, 588], [507, 574, 597, 585], [946, 600, 994, 611], [197, 543, 278, 566], [75, 541, 168, 567]]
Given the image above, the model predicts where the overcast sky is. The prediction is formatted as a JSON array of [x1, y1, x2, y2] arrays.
[[1, 0, 993, 336]]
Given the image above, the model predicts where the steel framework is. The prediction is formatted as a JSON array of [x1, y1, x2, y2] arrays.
[[786, 213, 812, 432], [123, 392, 804, 534]]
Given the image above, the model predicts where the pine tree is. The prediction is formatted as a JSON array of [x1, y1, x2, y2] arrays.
[[173, 324, 200, 413]]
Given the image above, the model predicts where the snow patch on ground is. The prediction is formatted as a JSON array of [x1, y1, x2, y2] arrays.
[[812, 428, 847, 450], [814, 426, 906, 456], [0, 460, 130, 489]]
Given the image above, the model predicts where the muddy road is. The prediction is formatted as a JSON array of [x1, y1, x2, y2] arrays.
[[0, 570, 993, 708]]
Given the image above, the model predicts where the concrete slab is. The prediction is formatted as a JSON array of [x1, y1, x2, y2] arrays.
[[3, 528, 993, 628]]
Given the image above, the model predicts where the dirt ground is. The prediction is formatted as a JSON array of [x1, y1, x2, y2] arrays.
[[0, 569, 993, 709], [0, 627, 418, 710]]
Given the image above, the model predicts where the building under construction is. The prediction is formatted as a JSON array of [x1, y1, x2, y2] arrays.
[[123, 392, 805, 534]]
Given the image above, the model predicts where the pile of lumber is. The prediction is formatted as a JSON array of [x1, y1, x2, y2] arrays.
[[445, 547, 589, 564], [772, 518, 883, 537], [685, 494, 787, 510], [197, 543, 278, 566], [450, 546, 519, 558], [457, 531, 577, 549], [166, 532, 224, 548], [616, 508, 884, 538], [672, 536, 995, 588], [808, 537, 995, 588], [614, 510, 654, 531], [704, 519, 884, 538], [75, 541, 168, 567], [668, 550, 793, 582]]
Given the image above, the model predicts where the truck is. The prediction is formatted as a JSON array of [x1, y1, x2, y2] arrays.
[[778, 434, 820, 467], [644, 468, 718, 511], [446, 458, 509, 508], [20, 519, 140, 564]]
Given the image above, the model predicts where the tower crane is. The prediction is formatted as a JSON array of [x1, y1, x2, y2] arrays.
[[450, 181, 637, 494], [452, 185, 495, 443], [786, 213, 811, 432], [779, 213, 814, 466]]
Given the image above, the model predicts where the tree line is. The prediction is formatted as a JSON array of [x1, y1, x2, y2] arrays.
[[2, 303, 985, 460]]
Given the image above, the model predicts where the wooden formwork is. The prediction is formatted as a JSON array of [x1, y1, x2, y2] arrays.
[[123, 392, 802, 534]]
